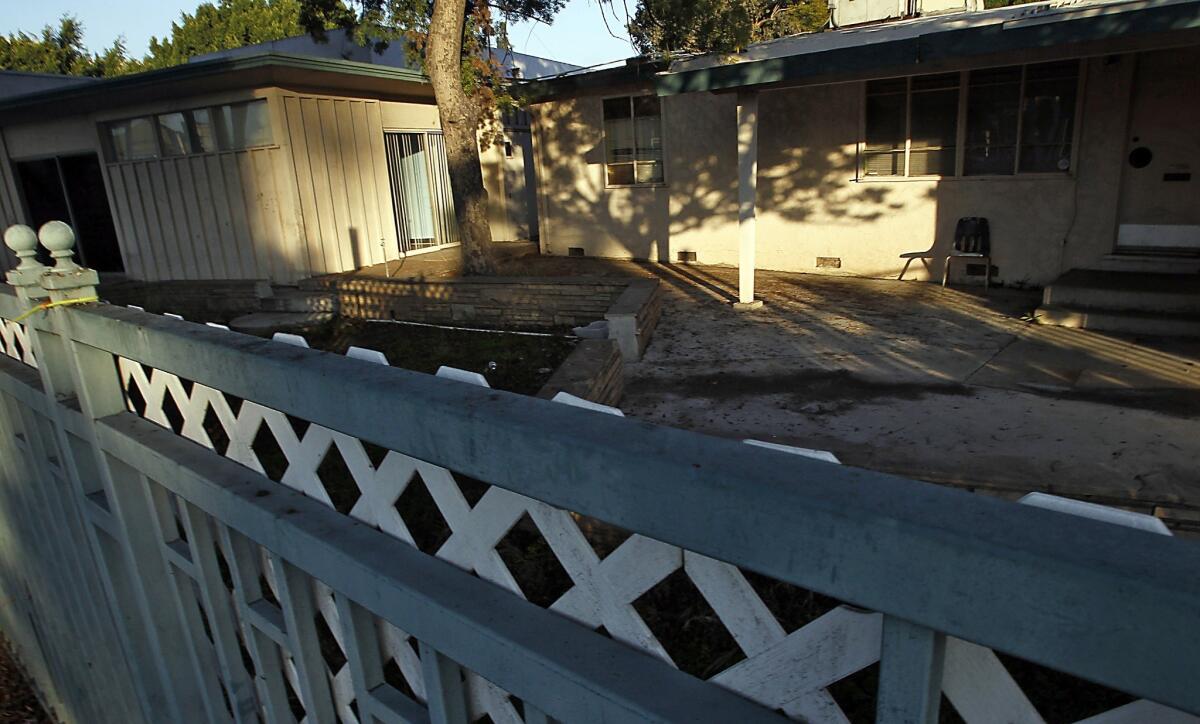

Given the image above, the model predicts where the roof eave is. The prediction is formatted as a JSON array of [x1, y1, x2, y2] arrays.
[[0, 53, 432, 122], [655, 1, 1200, 96]]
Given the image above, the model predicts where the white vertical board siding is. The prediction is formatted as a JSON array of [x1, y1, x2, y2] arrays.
[[101, 145, 296, 282], [280, 92, 403, 277], [0, 131, 24, 273]]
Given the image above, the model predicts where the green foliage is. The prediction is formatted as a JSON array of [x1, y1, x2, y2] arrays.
[[1, 1, 331, 77], [298, 1, 564, 126], [143, 0, 318, 70], [626, 0, 830, 55], [0, 16, 140, 77]]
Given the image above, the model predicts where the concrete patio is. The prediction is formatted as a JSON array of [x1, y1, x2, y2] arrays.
[[322, 247, 1200, 531], [618, 263, 1200, 532]]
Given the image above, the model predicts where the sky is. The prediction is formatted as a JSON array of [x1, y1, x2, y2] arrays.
[[2, 0, 637, 70]]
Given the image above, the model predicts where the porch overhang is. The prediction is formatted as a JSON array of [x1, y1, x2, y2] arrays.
[[655, 0, 1200, 97]]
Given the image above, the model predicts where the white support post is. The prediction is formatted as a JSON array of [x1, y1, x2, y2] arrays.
[[735, 90, 763, 310], [876, 615, 946, 724]]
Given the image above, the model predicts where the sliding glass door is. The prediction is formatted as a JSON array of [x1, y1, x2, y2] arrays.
[[384, 131, 460, 253]]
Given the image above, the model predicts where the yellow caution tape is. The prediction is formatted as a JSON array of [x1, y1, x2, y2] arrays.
[[12, 296, 100, 323]]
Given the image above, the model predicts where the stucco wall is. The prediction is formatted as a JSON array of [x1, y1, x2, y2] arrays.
[[532, 86, 670, 261], [531, 52, 1154, 287]]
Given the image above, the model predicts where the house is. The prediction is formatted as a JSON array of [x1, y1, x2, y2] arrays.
[[522, 0, 1200, 309], [0, 41, 575, 282], [832, 0, 982, 28]]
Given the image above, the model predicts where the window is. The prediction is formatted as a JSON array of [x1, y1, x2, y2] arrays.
[[157, 113, 191, 157], [190, 108, 219, 153], [215, 100, 272, 150], [603, 95, 663, 186], [909, 74, 960, 176], [862, 74, 960, 177], [964, 67, 1022, 175], [1017, 60, 1079, 173], [862, 78, 906, 176], [108, 117, 159, 162], [861, 60, 1080, 178], [105, 100, 273, 162]]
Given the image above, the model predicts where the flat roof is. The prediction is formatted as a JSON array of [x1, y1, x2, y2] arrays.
[[657, 0, 1200, 95], [0, 52, 433, 123], [519, 0, 1200, 101]]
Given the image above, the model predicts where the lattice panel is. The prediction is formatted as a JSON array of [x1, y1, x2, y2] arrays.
[[118, 353, 1183, 724], [0, 318, 36, 368]]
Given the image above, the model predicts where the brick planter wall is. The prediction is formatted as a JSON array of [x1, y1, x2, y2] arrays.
[[536, 339, 623, 407], [303, 275, 629, 329], [99, 279, 273, 321]]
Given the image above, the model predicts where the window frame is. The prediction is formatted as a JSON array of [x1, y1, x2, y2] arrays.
[[856, 60, 1086, 182], [600, 93, 667, 189], [102, 99, 277, 164]]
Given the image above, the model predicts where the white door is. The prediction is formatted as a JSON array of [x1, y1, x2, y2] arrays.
[[1116, 48, 1200, 254]]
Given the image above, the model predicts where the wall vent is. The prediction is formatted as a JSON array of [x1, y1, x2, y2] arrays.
[[965, 263, 996, 277], [816, 256, 842, 269], [677, 251, 697, 263], [568, 247, 585, 257]]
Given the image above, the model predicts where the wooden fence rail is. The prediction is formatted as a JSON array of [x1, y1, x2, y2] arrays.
[[1, 222, 1198, 724]]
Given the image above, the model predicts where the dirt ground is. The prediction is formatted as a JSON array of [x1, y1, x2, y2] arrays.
[[335, 245, 1200, 532], [0, 636, 47, 723], [623, 264, 1200, 530]]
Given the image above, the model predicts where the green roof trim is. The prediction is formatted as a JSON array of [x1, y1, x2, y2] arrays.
[[655, 1, 1200, 96], [0, 52, 429, 113], [517, 60, 667, 103]]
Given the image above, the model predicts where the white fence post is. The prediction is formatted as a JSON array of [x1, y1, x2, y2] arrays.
[[23, 222, 211, 721], [876, 616, 947, 724]]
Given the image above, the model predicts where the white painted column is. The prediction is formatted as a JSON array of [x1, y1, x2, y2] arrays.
[[735, 90, 763, 309]]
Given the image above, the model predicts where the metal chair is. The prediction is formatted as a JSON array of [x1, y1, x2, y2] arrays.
[[943, 217, 991, 288]]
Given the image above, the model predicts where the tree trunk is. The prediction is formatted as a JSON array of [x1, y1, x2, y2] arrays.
[[426, 0, 497, 275]]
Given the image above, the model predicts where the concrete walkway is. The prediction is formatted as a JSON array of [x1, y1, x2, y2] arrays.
[[617, 264, 1200, 532]]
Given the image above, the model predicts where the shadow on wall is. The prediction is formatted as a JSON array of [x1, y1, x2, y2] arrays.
[[533, 89, 902, 267], [533, 61, 1125, 288]]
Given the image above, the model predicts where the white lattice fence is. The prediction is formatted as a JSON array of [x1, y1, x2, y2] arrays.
[[116, 342, 1191, 724], [0, 318, 35, 367]]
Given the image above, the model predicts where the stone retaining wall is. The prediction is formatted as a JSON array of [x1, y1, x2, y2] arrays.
[[302, 275, 629, 330], [536, 339, 623, 407], [99, 279, 273, 321]]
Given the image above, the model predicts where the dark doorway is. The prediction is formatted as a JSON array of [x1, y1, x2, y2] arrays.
[[15, 154, 124, 272]]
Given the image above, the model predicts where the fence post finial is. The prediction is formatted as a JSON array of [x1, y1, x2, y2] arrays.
[[36, 221, 98, 302], [4, 224, 49, 299]]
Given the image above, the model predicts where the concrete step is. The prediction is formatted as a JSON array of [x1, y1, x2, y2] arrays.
[[1088, 254, 1200, 275], [1034, 304, 1200, 337], [1042, 269, 1200, 314]]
